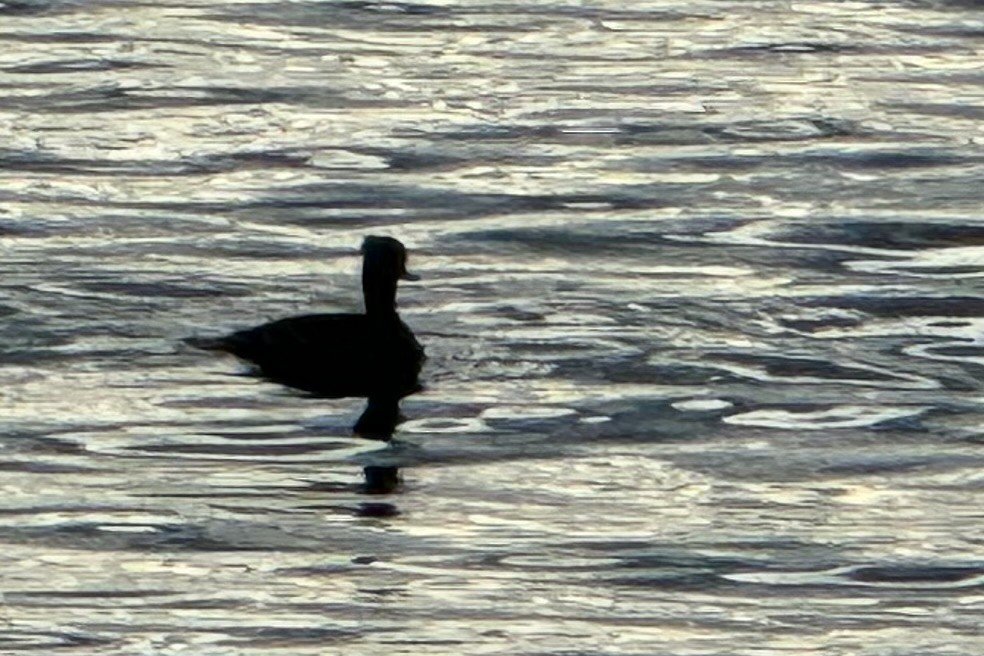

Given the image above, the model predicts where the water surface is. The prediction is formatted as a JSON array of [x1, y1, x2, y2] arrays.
[[1, 1, 983, 654]]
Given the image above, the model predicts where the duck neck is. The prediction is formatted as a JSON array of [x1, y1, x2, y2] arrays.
[[363, 269, 399, 317]]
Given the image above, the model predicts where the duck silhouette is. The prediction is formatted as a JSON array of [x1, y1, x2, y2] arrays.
[[187, 236, 425, 405]]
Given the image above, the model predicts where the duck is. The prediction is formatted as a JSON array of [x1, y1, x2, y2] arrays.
[[187, 236, 425, 401]]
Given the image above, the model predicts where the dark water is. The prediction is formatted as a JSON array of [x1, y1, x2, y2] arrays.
[[1, 1, 983, 653]]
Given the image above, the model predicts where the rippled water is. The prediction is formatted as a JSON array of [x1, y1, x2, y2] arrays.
[[2, 1, 983, 653]]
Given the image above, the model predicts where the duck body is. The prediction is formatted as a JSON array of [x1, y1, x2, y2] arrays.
[[213, 311, 424, 398], [189, 236, 424, 400]]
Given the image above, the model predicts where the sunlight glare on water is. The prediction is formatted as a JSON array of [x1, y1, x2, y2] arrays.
[[1, 0, 983, 654]]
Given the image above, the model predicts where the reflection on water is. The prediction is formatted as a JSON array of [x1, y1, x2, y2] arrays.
[[356, 387, 411, 508], [1, 0, 983, 654]]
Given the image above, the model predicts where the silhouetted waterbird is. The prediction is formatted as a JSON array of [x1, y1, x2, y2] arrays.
[[186, 236, 425, 407]]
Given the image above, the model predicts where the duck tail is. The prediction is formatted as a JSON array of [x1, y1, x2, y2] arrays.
[[182, 335, 231, 351]]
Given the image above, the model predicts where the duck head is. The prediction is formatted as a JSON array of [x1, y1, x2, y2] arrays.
[[360, 236, 418, 315]]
